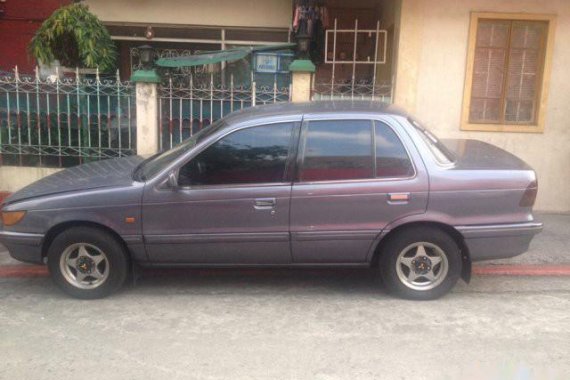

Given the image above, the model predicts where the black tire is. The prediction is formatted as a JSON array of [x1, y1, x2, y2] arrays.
[[379, 226, 462, 300], [47, 227, 129, 299]]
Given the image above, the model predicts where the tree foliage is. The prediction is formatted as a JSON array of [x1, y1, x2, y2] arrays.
[[29, 3, 117, 72]]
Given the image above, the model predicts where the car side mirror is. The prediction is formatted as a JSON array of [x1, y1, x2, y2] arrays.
[[167, 172, 178, 189]]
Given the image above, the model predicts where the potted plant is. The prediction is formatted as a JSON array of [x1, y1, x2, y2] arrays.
[[29, 2, 117, 74]]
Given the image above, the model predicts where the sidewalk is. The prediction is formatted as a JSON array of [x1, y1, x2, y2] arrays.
[[1, 212, 568, 274]]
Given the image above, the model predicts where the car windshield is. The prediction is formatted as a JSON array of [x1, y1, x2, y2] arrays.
[[408, 118, 455, 165], [134, 119, 226, 181]]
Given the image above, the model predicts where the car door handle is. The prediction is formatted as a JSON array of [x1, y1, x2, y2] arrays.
[[387, 193, 410, 204], [254, 198, 276, 210]]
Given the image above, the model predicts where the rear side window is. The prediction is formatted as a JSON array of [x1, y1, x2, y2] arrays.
[[298, 119, 414, 182], [178, 122, 294, 186], [299, 120, 373, 181], [375, 121, 415, 178]]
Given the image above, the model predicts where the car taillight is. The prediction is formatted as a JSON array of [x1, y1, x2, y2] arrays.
[[519, 180, 538, 207]]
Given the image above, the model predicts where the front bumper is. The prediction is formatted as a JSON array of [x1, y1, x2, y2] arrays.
[[0, 230, 44, 264], [456, 222, 543, 262]]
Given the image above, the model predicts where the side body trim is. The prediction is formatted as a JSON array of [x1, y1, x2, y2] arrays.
[[0, 231, 44, 246], [144, 232, 290, 245], [456, 222, 543, 238]]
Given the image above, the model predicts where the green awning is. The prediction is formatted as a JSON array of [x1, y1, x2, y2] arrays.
[[156, 43, 296, 68]]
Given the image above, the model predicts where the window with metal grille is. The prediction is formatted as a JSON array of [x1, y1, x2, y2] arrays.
[[469, 19, 548, 125]]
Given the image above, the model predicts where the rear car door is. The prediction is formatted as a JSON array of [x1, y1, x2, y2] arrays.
[[290, 116, 429, 263], [142, 121, 299, 264]]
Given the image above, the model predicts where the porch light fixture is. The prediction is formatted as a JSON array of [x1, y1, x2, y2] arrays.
[[138, 45, 155, 70], [296, 31, 311, 59]]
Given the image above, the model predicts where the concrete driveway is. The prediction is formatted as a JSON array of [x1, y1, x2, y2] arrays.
[[1, 272, 569, 379], [1, 213, 569, 379]]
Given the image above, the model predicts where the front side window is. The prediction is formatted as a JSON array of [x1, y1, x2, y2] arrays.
[[462, 13, 555, 132], [137, 119, 226, 181], [178, 123, 294, 186]]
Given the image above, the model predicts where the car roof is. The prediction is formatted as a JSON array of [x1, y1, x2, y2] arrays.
[[222, 100, 410, 125]]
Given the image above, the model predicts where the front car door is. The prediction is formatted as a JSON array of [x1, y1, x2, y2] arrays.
[[290, 115, 429, 263], [142, 120, 300, 264]]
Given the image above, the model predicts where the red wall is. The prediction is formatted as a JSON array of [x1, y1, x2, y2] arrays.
[[0, 0, 71, 72]]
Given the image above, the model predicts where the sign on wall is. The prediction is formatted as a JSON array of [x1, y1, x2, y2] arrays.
[[254, 52, 294, 74]]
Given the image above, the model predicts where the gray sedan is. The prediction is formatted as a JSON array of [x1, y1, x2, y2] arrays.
[[0, 102, 542, 299]]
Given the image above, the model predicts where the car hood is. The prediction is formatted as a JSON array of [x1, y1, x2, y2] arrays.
[[4, 155, 145, 204], [442, 139, 532, 171]]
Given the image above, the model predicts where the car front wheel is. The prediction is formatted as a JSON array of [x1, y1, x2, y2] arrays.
[[47, 227, 129, 299], [379, 226, 462, 300]]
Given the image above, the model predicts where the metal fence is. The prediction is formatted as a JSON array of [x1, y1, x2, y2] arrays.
[[0, 67, 136, 167], [158, 73, 290, 150], [312, 80, 392, 102]]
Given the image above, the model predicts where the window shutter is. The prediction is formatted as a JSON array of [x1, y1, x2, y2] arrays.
[[469, 20, 510, 124], [469, 19, 548, 126], [504, 21, 547, 124]]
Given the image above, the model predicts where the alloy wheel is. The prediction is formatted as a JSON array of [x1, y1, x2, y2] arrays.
[[395, 242, 449, 291], [59, 243, 110, 289]]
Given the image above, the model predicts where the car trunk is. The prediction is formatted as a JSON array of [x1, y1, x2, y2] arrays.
[[441, 139, 532, 171]]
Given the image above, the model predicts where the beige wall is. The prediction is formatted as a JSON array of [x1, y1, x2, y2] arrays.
[[84, 0, 292, 29], [0, 166, 61, 192], [395, 0, 570, 212]]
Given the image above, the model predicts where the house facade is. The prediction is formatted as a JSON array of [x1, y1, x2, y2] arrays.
[[1, 0, 568, 212], [395, 0, 569, 213]]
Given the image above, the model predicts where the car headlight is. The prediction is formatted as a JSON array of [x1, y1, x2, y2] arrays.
[[1, 210, 26, 226]]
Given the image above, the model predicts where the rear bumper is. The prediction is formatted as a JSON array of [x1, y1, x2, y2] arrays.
[[456, 222, 543, 262], [0, 231, 44, 264]]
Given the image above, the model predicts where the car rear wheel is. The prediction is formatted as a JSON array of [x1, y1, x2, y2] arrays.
[[379, 226, 462, 300], [47, 227, 129, 299]]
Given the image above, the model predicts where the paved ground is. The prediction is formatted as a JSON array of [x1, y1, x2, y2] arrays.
[[1, 212, 569, 379], [1, 212, 568, 266], [1, 273, 569, 379]]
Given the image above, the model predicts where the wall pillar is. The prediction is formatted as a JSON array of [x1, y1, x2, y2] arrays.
[[289, 59, 316, 103], [131, 70, 161, 155], [393, 0, 423, 112]]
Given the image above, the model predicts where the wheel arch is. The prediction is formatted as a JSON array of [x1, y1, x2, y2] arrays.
[[41, 221, 131, 261], [372, 221, 471, 283]]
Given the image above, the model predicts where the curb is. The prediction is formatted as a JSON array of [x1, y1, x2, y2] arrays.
[[1, 264, 570, 279], [0, 265, 49, 277], [472, 265, 570, 276]]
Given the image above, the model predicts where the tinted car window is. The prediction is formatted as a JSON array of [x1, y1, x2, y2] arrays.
[[137, 119, 226, 181], [178, 123, 294, 186], [300, 120, 373, 181], [375, 121, 414, 178]]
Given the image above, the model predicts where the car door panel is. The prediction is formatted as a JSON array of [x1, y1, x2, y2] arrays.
[[142, 121, 298, 264], [143, 184, 292, 263], [290, 118, 429, 263], [291, 180, 428, 263]]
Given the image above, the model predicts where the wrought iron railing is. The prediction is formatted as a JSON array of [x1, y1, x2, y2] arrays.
[[312, 80, 393, 102], [158, 73, 290, 150], [0, 67, 136, 167]]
